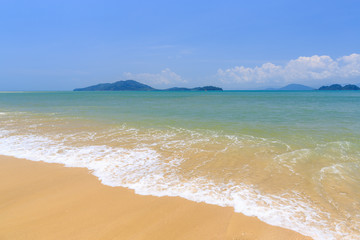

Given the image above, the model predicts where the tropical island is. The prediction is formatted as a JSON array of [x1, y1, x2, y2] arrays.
[[318, 84, 360, 90], [265, 84, 314, 90], [74, 80, 223, 91]]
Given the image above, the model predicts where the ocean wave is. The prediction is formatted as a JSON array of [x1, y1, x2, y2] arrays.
[[1, 124, 359, 240]]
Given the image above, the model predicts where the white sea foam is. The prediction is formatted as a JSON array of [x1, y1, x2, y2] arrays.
[[0, 128, 357, 240]]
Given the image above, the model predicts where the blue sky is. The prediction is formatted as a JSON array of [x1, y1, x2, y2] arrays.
[[1, 0, 360, 90]]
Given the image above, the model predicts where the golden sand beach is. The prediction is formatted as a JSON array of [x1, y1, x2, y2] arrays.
[[0, 155, 311, 240]]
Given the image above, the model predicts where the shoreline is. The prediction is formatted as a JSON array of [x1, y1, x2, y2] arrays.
[[0, 155, 312, 240]]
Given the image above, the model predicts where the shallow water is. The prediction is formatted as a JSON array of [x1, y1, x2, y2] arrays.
[[0, 91, 359, 239]]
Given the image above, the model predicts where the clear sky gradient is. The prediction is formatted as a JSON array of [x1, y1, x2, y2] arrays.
[[1, 0, 360, 90]]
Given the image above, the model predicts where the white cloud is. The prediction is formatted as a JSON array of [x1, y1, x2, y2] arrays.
[[217, 53, 360, 86], [123, 68, 186, 86]]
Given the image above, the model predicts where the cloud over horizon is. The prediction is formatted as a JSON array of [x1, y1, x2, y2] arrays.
[[123, 68, 186, 87], [217, 54, 360, 87]]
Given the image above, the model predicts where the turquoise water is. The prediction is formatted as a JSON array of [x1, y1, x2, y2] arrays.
[[1, 91, 360, 239]]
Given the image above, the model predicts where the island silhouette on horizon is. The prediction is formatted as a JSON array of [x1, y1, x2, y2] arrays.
[[74, 80, 223, 91], [73, 80, 360, 92]]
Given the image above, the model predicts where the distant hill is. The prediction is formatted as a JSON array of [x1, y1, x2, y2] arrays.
[[265, 84, 314, 91], [264, 87, 277, 90], [279, 84, 314, 90], [74, 80, 155, 91], [74, 80, 156, 91], [318, 84, 360, 90], [343, 84, 360, 90], [74, 80, 223, 91], [165, 86, 223, 91]]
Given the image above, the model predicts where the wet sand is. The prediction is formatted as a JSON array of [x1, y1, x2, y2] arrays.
[[0, 155, 312, 240]]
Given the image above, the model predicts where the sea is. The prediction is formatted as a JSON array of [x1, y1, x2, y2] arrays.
[[0, 90, 359, 239]]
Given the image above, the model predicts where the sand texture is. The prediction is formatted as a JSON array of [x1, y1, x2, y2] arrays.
[[0, 156, 312, 240]]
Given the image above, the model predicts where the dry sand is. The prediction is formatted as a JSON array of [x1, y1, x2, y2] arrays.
[[0, 155, 312, 240]]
